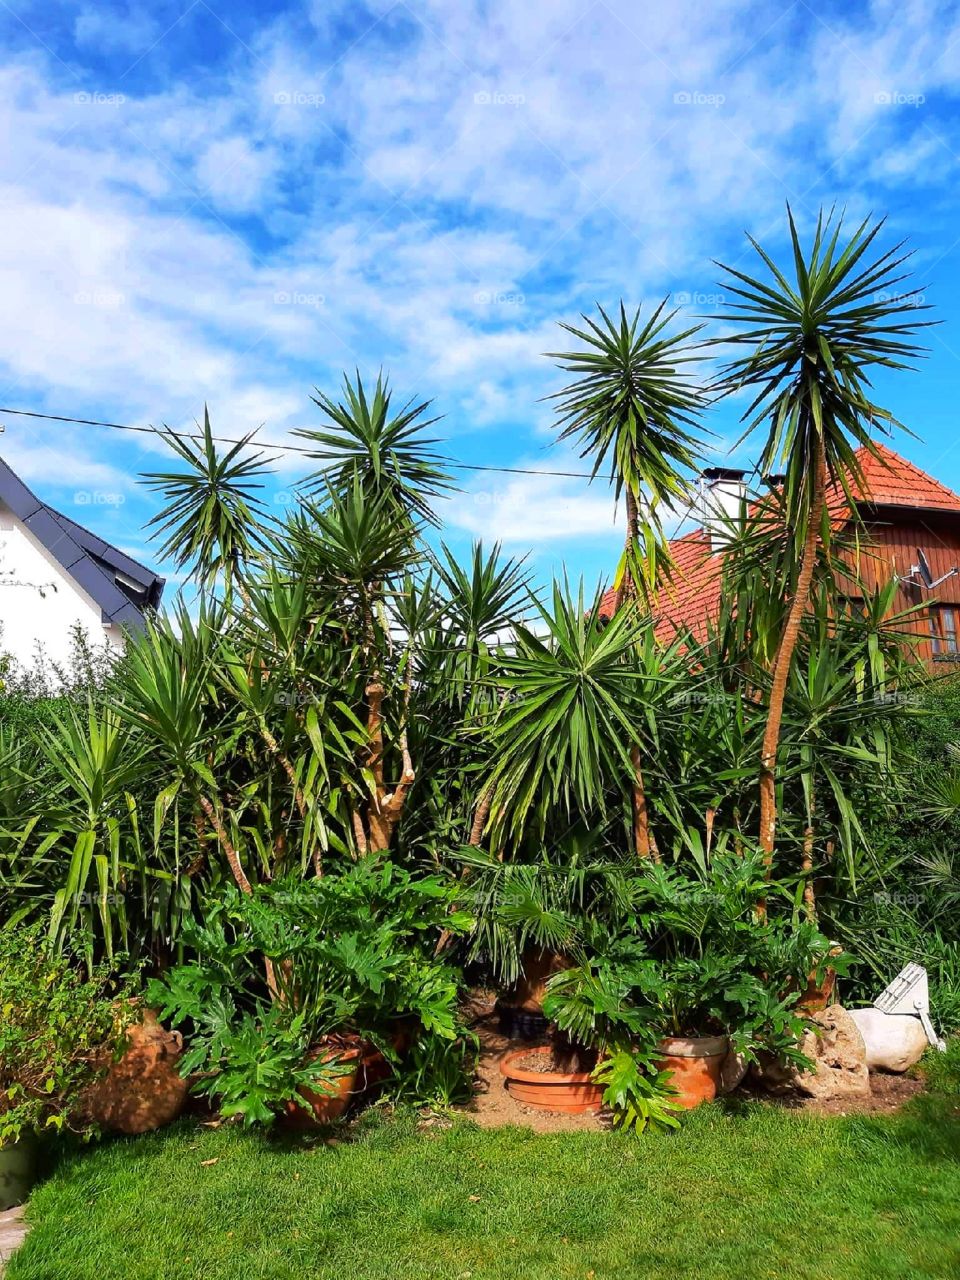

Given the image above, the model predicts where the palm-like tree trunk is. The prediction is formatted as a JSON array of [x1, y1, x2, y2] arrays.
[[196, 793, 251, 893], [617, 488, 659, 859], [631, 746, 659, 860], [613, 489, 639, 611], [759, 432, 826, 875], [801, 822, 817, 921], [469, 784, 494, 845]]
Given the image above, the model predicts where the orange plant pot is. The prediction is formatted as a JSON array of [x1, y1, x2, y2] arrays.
[[655, 1035, 728, 1109], [499, 1046, 604, 1115], [285, 1043, 387, 1127]]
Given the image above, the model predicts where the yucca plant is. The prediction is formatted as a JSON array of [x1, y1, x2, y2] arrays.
[[481, 584, 661, 848], [295, 372, 452, 525], [142, 407, 275, 598], [548, 301, 706, 857], [714, 206, 930, 873], [549, 300, 706, 606]]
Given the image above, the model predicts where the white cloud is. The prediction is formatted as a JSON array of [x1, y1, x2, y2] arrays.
[[195, 137, 279, 213], [1, 0, 960, 586], [443, 439, 623, 544], [73, 3, 160, 54]]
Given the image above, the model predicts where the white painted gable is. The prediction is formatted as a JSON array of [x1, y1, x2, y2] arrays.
[[0, 499, 125, 670]]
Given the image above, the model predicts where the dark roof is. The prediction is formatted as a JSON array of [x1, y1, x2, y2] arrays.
[[0, 455, 164, 628]]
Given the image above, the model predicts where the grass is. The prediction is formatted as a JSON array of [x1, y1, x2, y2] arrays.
[[9, 1058, 960, 1280]]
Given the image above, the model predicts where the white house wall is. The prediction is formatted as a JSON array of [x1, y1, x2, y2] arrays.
[[0, 501, 124, 671]]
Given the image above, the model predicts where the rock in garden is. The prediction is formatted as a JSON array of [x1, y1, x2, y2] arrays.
[[718, 1047, 749, 1094], [752, 1005, 870, 1101], [83, 1008, 189, 1135], [848, 1008, 928, 1073]]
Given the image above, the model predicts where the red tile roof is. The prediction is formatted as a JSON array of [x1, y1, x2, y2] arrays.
[[599, 530, 722, 641], [837, 440, 960, 514], [599, 442, 960, 639]]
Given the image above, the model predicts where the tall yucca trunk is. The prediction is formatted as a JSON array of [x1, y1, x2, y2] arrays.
[[196, 793, 251, 894], [617, 489, 660, 860], [614, 488, 639, 611], [196, 792, 278, 994], [631, 745, 659, 860], [758, 432, 827, 881], [801, 821, 817, 921], [361, 635, 415, 854]]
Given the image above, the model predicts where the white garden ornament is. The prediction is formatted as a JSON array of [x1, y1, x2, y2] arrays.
[[849, 964, 946, 1073]]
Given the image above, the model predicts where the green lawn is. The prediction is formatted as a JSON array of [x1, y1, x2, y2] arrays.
[[10, 1071, 960, 1280]]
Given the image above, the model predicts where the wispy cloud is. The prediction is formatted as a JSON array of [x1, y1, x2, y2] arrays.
[[1, 0, 960, 593]]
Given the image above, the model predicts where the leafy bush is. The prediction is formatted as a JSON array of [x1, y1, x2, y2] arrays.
[[0, 925, 136, 1146], [540, 853, 841, 1129], [147, 861, 476, 1124]]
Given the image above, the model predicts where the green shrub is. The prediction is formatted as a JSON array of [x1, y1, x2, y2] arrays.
[[0, 925, 137, 1146], [541, 853, 841, 1130], [147, 860, 476, 1125]]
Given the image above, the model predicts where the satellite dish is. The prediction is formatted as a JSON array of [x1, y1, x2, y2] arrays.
[[917, 548, 935, 588]]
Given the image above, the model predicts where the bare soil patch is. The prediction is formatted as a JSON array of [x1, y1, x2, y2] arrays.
[[741, 1067, 926, 1116]]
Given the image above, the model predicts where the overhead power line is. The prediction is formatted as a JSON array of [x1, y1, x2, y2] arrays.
[[0, 406, 600, 481]]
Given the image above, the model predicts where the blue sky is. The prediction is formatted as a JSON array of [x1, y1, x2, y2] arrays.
[[2, 0, 960, 601]]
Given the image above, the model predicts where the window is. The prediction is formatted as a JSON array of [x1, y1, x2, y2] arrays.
[[930, 606, 960, 659]]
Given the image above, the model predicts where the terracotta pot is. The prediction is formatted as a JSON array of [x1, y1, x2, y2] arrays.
[[285, 1042, 386, 1128], [655, 1035, 729, 1109], [83, 1008, 188, 1135], [499, 1045, 604, 1114]]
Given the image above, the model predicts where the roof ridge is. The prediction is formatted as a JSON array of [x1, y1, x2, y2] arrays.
[[45, 503, 160, 582]]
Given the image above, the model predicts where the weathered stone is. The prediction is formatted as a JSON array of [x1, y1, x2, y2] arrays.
[[0, 1205, 29, 1275], [848, 1008, 928, 1073], [718, 1047, 749, 1094], [752, 1005, 870, 1101], [793, 1005, 870, 1100], [83, 1008, 188, 1135]]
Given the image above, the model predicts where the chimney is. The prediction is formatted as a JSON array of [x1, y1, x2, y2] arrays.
[[697, 467, 748, 548]]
